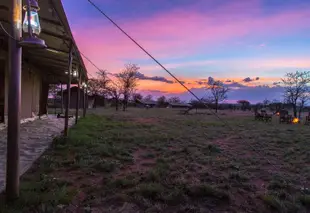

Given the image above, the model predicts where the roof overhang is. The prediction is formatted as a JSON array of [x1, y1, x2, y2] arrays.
[[0, 0, 88, 84]]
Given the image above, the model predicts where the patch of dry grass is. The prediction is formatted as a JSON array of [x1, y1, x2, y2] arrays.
[[1, 108, 310, 213]]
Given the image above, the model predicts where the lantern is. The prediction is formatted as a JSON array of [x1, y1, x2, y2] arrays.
[[72, 70, 78, 78], [19, 0, 46, 48]]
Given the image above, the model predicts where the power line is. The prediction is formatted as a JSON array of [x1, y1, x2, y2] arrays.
[[0, 21, 17, 41], [86, 0, 233, 129], [85, 0, 286, 173], [78, 50, 119, 87]]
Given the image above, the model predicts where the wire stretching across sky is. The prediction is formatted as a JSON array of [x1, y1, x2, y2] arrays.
[[84, 0, 287, 175], [85, 0, 235, 129]]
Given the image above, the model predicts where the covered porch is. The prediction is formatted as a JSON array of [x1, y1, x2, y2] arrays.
[[0, 0, 89, 195], [0, 0, 88, 123]]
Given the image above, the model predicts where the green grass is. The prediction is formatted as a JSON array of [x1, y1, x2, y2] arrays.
[[1, 108, 310, 212]]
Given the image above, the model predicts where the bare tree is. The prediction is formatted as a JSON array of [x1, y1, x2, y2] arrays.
[[298, 94, 309, 119], [116, 64, 140, 111], [87, 78, 101, 108], [282, 71, 310, 117], [48, 84, 60, 99], [263, 98, 270, 108], [96, 70, 110, 106], [168, 96, 181, 103], [206, 80, 230, 113], [107, 82, 122, 111], [269, 100, 283, 113], [144, 95, 153, 102], [48, 84, 60, 113], [132, 93, 143, 102], [157, 96, 167, 107]]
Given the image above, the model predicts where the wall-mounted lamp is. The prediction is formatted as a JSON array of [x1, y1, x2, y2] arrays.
[[81, 82, 87, 88], [72, 70, 78, 78], [19, 0, 46, 49], [65, 70, 79, 78]]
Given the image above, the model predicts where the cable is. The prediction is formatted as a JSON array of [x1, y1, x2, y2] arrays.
[[85, 0, 288, 173], [67, 45, 119, 88], [86, 0, 233, 129], [0, 21, 17, 41], [78, 51, 118, 86]]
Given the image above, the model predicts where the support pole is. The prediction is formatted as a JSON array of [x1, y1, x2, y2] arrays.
[[60, 83, 63, 114], [64, 45, 73, 137], [83, 84, 87, 118], [6, 0, 22, 200], [53, 84, 56, 115], [75, 69, 81, 124], [39, 82, 49, 117]]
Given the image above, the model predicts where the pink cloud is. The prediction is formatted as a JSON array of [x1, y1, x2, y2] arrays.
[[259, 43, 266, 47], [71, 1, 310, 76]]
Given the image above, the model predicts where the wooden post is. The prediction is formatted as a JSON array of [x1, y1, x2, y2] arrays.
[[53, 84, 57, 115], [83, 84, 87, 118], [6, 0, 22, 200], [60, 83, 63, 114], [0, 60, 5, 123], [64, 44, 73, 137], [75, 69, 81, 124], [39, 82, 49, 117]]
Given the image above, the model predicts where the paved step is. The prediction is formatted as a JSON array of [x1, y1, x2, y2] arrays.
[[0, 116, 75, 193]]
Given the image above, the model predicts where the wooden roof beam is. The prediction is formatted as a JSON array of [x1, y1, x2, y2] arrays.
[[41, 29, 71, 41]]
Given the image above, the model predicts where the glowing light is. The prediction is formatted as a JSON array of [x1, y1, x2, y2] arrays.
[[22, 9, 41, 35], [292, 117, 299, 124], [20, 0, 46, 49], [81, 82, 87, 88], [46, 48, 61, 54], [72, 70, 78, 77]]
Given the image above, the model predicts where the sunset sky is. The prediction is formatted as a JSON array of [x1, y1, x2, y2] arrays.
[[62, 0, 310, 103]]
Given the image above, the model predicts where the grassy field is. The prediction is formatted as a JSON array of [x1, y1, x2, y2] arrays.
[[1, 108, 310, 213]]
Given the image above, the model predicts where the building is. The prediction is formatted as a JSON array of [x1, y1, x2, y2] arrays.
[[167, 103, 192, 109], [136, 99, 158, 108], [59, 86, 90, 109], [0, 0, 88, 123]]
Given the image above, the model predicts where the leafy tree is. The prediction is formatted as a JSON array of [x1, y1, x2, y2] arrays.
[[282, 71, 310, 117], [157, 96, 167, 107], [116, 63, 140, 111], [206, 80, 229, 113], [237, 100, 251, 111]]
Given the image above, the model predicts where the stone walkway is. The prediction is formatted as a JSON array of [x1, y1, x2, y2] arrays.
[[0, 116, 75, 193]]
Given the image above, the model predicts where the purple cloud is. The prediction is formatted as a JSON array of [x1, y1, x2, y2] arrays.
[[242, 77, 260, 82], [135, 72, 174, 84], [178, 85, 284, 103]]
